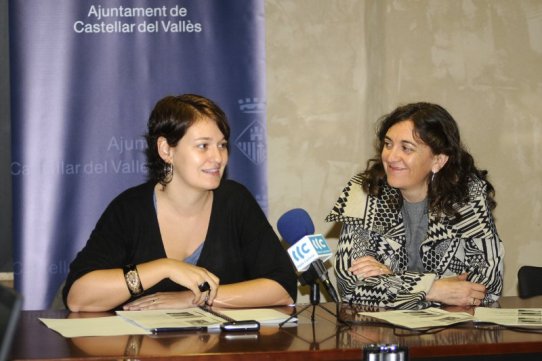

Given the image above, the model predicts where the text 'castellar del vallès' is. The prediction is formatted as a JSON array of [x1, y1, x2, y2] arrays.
[[11, 136, 148, 177], [74, 5, 203, 34]]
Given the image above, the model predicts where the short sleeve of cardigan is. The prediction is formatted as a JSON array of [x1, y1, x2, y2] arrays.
[[62, 183, 160, 305]]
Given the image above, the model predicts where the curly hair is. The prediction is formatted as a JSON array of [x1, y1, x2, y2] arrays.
[[145, 94, 230, 186], [361, 102, 496, 217]]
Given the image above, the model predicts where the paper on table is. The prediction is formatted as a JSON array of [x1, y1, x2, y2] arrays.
[[218, 308, 296, 324], [40, 316, 152, 337], [116, 307, 296, 332], [358, 307, 473, 330], [116, 308, 226, 331], [475, 308, 542, 327], [40, 307, 297, 338]]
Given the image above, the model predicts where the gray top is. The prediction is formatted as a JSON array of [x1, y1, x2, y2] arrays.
[[402, 199, 429, 272]]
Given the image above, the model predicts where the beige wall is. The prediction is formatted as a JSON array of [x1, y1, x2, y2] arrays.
[[265, 0, 542, 301]]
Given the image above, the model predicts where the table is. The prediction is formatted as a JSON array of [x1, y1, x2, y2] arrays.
[[8, 297, 542, 360]]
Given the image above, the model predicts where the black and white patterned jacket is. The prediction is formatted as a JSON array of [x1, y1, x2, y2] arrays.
[[326, 174, 504, 309]]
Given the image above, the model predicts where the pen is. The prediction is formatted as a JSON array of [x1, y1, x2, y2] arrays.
[[151, 326, 207, 334]]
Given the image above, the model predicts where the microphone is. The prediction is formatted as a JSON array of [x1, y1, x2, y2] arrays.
[[277, 208, 340, 303]]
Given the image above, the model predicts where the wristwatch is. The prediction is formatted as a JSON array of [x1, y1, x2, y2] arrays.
[[123, 264, 143, 296]]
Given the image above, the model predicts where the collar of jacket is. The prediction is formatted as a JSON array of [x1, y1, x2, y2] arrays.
[[325, 174, 459, 245]]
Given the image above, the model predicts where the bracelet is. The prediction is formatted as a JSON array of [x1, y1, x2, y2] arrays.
[[123, 264, 143, 296]]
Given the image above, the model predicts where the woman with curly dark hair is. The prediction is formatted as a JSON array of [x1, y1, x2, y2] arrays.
[[326, 102, 504, 309], [64, 94, 296, 312]]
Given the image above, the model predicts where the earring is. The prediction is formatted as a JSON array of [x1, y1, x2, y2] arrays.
[[431, 172, 435, 182], [164, 163, 173, 183]]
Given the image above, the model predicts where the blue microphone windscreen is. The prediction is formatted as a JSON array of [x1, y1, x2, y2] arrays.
[[276, 208, 315, 245]]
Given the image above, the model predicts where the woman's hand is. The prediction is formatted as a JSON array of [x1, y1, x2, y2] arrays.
[[164, 259, 220, 305], [426, 273, 486, 306], [137, 259, 220, 307], [349, 256, 391, 278], [123, 291, 195, 310]]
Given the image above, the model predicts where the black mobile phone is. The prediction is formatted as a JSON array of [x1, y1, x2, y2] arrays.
[[220, 320, 260, 332]]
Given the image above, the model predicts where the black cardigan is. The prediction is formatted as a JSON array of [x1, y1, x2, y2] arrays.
[[63, 180, 297, 309]]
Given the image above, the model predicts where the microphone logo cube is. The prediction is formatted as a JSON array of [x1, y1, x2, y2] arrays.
[[287, 234, 332, 272], [308, 235, 331, 255]]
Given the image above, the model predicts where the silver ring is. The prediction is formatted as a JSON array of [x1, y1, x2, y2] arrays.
[[198, 281, 210, 292]]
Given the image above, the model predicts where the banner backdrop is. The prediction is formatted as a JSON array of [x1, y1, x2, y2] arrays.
[[10, 0, 268, 310]]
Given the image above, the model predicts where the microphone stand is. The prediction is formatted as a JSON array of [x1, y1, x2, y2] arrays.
[[279, 282, 341, 327]]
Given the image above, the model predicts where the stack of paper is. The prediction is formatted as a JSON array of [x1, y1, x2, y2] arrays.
[[357, 307, 473, 330], [40, 306, 296, 337], [474, 308, 542, 327]]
